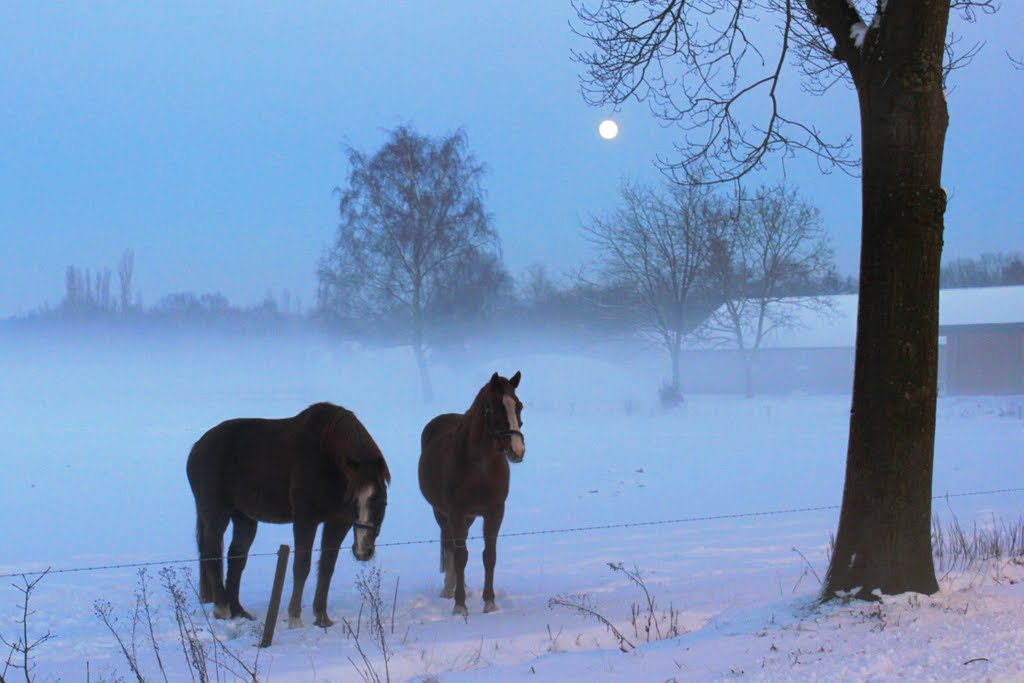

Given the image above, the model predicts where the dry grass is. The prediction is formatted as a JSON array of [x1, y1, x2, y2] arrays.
[[932, 514, 1024, 574]]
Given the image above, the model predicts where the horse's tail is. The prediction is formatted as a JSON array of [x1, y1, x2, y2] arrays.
[[188, 439, 210, 604]]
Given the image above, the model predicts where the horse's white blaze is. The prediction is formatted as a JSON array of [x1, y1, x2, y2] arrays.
[[502, 395, 525, 458], [353, 483, 375, 556]]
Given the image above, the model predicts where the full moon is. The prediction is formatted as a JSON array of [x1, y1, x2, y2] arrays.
[[598, 119, 619, 140]]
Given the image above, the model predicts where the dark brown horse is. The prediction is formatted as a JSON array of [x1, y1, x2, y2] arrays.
[[418, 371, 525, 615], [186, 402, 390, 628]]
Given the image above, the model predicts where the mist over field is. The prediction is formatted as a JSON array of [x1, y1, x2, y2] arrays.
[[2, 326, 1022, 680]]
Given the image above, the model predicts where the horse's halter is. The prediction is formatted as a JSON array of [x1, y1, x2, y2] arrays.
[[351, 494, 386, 533], [484, 402, 525, 454]]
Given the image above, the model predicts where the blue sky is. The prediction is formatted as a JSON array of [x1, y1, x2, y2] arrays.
[[1, 2, 1021, 317]]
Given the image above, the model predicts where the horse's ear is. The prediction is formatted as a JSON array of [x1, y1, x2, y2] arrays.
[[490, 372, 501, 386], [510, 370, 521, 388]]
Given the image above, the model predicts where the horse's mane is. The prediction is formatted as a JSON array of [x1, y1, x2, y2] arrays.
[[466, 384, 491, 418], [301, 402, 391, 487]]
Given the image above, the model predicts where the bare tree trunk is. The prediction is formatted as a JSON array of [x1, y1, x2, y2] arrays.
[[118, 248, 134, 315], [413, 340, 434, 403], [743, 352, 754, 399], [412, 296, 434, 403], [669, 340, 682, 395], [824, 6, 947, 599]]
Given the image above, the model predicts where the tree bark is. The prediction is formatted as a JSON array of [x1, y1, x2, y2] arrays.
[[413, 339, 434, 403], [823, 4, 948, 599], [412, 288, 434, 403], [670, 340, 682, 395], [743, 352, 754, 399]]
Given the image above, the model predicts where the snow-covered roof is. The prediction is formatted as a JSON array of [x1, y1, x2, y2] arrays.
[[939, 285, 1024, 327], [694, 285, 1024, 350]]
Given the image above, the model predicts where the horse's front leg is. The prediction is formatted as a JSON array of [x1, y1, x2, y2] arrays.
[[312, 520, 349, 628], [287, 518, 318, 628], [447, 511, 471, 616], [482, 504, 505, 613]]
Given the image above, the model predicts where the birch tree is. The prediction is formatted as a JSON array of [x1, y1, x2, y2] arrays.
[[318, 126, 499, 402]]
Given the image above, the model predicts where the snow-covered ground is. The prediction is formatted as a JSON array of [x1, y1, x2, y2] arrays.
[[1, 331, 1022, 682]]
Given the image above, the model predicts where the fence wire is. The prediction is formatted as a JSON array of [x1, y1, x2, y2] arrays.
[[2, 486, 1022, 580]]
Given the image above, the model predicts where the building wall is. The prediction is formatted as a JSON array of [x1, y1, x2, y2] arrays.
[[681, 326, 1024, 396], [681, 345, 961, 396], [945, 326, 1024, 395]]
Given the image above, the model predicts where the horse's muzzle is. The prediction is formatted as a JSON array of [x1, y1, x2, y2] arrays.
[[493, 426, 525, 463], [504, 444, 525, 463], [352, 523, 377, 561]]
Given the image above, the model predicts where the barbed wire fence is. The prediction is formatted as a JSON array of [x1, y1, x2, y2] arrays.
[[2, 486, 1022, 581]]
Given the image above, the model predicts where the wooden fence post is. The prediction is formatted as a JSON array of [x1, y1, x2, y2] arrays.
[[259, 544, 290, 648]]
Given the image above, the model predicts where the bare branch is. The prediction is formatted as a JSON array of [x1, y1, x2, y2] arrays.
[[573, 0, 859, 182], [943, 33, 986, 91], [951, 1, 998, 22]]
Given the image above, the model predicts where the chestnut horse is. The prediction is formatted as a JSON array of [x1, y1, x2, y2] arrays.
[[418, 371, 525, 615], [186, 402, 390, 628]]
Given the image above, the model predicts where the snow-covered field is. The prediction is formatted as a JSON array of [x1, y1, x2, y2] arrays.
[[2, 331, 1023, 682]]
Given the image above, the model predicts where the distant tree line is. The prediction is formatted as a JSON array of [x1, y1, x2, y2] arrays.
[[939, 251, 1024, 289], [15, 248, 304, 334], [61, 249, 139, 317]]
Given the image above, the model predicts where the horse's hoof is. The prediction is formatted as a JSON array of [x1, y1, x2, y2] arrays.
[[288, 616, 304, 629], [233, 607, 255, 621], [440, 587, 455, 599], [453, 604, 469, 616], [314, 615, 334, 628], [212, 604, 231, 620], [483, 601, 499, 614]]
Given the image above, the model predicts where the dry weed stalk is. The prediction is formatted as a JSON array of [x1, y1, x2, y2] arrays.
[[0, 569, 54, 683]]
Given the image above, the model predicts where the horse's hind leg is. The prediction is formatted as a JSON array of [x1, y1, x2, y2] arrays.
[[433, 508, 455, 598], [482, 504, 505, 613], [197, 510, 229, 612], [446, 512, 472, 616], [224, 513, 258, 620]]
